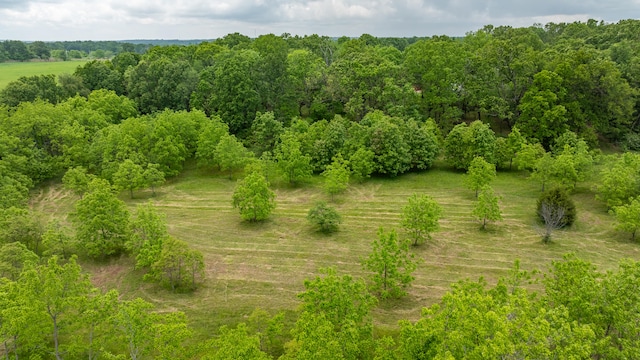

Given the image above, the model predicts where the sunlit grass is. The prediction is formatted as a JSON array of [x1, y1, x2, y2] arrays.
[[0, 60, 87, 89], [30, 161, 640, 338]]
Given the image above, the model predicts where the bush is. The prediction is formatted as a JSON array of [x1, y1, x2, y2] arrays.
[[307, 202, 342, 233], [536, 187, 576, 227]]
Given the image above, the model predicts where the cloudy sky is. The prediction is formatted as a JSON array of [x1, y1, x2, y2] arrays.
[[0, 0, 638, 41]]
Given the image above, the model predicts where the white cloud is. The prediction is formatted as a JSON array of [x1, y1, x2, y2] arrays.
[[0, 0, 638, 40]]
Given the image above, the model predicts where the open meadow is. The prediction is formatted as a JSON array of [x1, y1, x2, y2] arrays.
[[29, 160, 640, 339], [0, 60, 86, 89]]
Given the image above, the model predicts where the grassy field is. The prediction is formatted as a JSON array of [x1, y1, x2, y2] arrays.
[[30, 162, 640, 339], [0, 60, 87, 89]]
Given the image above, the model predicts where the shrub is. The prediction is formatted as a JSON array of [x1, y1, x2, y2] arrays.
[[307, 202, 342, 233], [536, 187, 576, 227]]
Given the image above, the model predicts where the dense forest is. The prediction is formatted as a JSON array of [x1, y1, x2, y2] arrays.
[[1, 19, 640, 359]]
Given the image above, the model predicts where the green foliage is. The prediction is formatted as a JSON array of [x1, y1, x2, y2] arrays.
[[73, 179, 130, 259], [400, 193, 442, 246], [0, 242, 38, 281], [531, 152, 555, 191], [214, 133, 252, 176], [112, 159, 145, 198], [41, 221, 76, 259], [514, 142, 545, 173], [597, 152, 640, 208], [250, 111, 284, 155], [196, 115, 231, 170], [363, 228, 417, 299], [147, 237, 205, 292], [275, 133, 313, 185], [0, 74, 61, 107], [364, 111, 411, 176], [232, 170, 276, 222], [322, 154, 350, 199], [307, 202, 342, 233], [128, 202, 168, 269], [612, 197, 640, 241], [464, 156, 496, 198], [473, 186, 502, 229], [536, 187, 576, 242], [201, 323, 270, 360], [0, 207, 44, 253], [142, 163, 165, 196], [62, 166, 94, 197], [444, 121, 497, 170], [348, 148, 375, 183]]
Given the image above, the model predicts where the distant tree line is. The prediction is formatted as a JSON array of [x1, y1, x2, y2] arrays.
[[0, 40, 152, 62]]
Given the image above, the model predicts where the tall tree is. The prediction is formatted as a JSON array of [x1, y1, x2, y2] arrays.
[[363, 228, 417, 299], [232, 170, 276, 222], [401, 193, 442, 246], [73, 179, 130, 259], [464, 156, 497, 198], [473, 186, 503, 229], [275, 133, 313, 185]]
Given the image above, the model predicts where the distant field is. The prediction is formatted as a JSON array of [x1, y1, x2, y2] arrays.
[[30, 161, 640, 339], [0, 60, 87, 89]]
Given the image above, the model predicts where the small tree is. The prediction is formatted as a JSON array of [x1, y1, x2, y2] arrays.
[[531, 152, 555, 191], [322, 154, 350, 200], [363, 228, 417, 299], [307, 202, 342, 233], [232, 170, 276, 222], [612, 197, 640, 241], [536, 187, 576, 243], [214, 133, 252, 177], [142, 163, 165, 196], [275, 133, 312, 185], [113, 159, 145, 199], [62, 166, 94, 198], [349, 148, 375, 183], [473, 186, 502, 230], [147, 237, 205, 292], [464, 156, 496, 198], [401, 194, 442, 246]]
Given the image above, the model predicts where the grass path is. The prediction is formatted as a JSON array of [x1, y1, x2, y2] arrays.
[[30, 164, 640, 336]]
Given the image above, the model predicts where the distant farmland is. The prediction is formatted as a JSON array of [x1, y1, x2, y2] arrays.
[[0, 60, 87, 89]]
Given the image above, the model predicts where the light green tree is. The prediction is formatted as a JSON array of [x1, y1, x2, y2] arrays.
[[232, 170, 276, 222], [322, 154, 350, 200], [612, 197, 640, 241], [196, 116, 230, 170], [401, 193, 442, 246], [307, 202, 342, 233], [62, 166, 94, 198], [142, 163, 165, 196], [214, 133, 252, 177], [275, 133, 313, 185], [464, 156, 496, 198], [147, 237, 205, 292], [473, 186, 502, 229], [73, 179, 130, 259], [200, 323, 270, 360], [113, 159, 145, 198], [597, 153, 640, 208], [128, 202, 168, 269], [349, 148, 375, 183], [363, 228, 417, 299], [531, 152, 555, 191]]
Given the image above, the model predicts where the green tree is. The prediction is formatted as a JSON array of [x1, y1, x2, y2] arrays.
[[0, 74, 61, 107], [275, 133, 313, 185], [531, 152, 555, 191], [293, 267, 377, 359], [41, 221, 76, 259], [464, 156, 497, 198], [112, 159, 145, 199], [597, 152, 640, 208], [214, 133, 252, 177], [142, 163, 165, 196], [444, 121, 497, 170], [537, 187, 576, 243], [128, 202, 168, 269], [22, 256, 92, 360], [196, 115, 230, 170], [232, 170, 276, 222], [348, 148, 375, 183], [473, 186, 502, 229], [73, 179, 130, 259], [250, 111, 284, 155], [322, 154, 350, 199], [612, 197, 640, 241], [200, 323, 270, 360], [0, 241, 38, 281], [363, 228, 417, 299], [307, 202, 342, 233], [147, 237, 205, 292], [401, 193, 442, 246], [62, 166, 94, 198], [514, 142, 546, 173]]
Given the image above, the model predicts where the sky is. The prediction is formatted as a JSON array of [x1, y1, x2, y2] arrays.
[[0, 0, 638, 41]]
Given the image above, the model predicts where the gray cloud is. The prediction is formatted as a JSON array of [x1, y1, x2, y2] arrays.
[[0, 0, 638, 40]]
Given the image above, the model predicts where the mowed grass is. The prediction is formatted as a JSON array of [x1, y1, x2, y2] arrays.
[[30, 163, 640, 338], [0, 60, 87, 89]]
